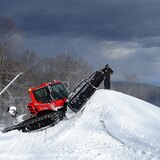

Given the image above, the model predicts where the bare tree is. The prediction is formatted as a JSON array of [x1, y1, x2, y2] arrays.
[[42, 54, 93, 90], [0, 17, 23, 123], [0, 17, 16, 40], [0, 17, 19, 86]]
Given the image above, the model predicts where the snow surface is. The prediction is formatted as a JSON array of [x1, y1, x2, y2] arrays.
[[0, 89, 160, 160]]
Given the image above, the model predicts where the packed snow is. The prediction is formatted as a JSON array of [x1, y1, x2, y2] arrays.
[[0, 89, 160, 160]]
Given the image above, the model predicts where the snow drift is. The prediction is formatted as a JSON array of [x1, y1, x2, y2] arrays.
[[0, 89, 160, 160]]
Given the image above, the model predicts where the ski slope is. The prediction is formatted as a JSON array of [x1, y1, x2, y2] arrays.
[[0, 89, 160, 160]]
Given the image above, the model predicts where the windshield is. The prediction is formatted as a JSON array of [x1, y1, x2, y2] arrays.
[[33, 83, 69, 102], [33, 87, 52, 103], [49, 83, 69, 100]]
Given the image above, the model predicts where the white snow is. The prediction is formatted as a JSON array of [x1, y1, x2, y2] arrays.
[[0, 89, 160, 160]]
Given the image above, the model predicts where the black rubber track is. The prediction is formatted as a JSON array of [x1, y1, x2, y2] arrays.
[[2, 108, 66, 133]]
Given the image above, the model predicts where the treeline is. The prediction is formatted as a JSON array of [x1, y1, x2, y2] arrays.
[[0, 17, 92, 124]]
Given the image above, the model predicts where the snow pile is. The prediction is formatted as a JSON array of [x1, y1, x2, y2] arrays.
[[0, 89, 160, 160]]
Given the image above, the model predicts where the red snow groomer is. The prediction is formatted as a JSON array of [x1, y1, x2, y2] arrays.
[[2, 68, 105, 133], [27, 80, 69, 115]]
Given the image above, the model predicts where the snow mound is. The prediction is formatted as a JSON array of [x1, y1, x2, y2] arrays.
[[0, 89, 160, 160]]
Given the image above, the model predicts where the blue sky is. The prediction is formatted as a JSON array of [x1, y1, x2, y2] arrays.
[[1, 0, 160, 85]]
